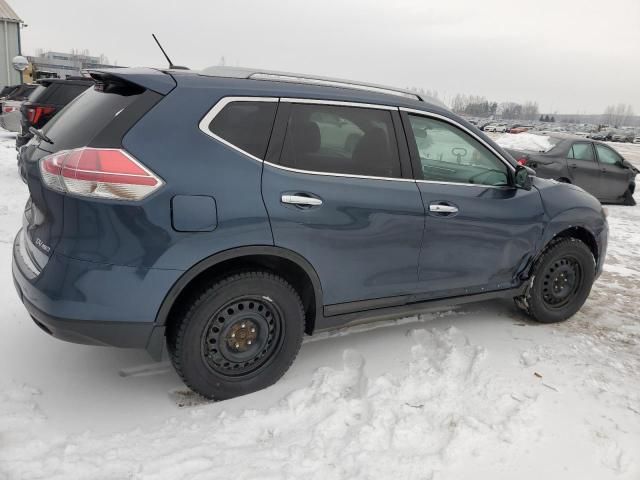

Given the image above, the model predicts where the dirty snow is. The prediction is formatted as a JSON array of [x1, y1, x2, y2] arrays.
[[0, 129, 639, 479], [493, 132, 556, 152]]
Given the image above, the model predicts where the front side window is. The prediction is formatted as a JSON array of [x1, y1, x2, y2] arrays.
[[595, 144, 622, 166], [279, 104, 401, 178], [408, 114, 509, 186], [208, 101, 277, 160], [568, 142, 595, 161]]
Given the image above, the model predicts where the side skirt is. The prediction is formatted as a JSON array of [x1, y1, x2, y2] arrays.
[[316, 286, 526, 331]]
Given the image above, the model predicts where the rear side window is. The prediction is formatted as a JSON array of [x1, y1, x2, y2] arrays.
[[43, 86, 143, 151], [279, 104, 401, 178], [567, 142, 595, 161], [208, 101, 277, 160]]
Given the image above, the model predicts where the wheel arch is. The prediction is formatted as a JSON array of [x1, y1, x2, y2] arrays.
[[528, 225, 599, 277], [155, 246, 324, 336]]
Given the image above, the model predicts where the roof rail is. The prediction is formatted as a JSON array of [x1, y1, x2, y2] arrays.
[[199, 66, 422, 102]]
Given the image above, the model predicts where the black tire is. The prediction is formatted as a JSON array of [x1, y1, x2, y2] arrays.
[[167, 271, 305, 400], [622, 188, 636, 206], [516, 238, 595, 323]]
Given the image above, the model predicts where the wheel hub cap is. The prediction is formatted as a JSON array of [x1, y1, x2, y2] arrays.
[[542, 257, 582, 308], [201, 297, 281, 376]]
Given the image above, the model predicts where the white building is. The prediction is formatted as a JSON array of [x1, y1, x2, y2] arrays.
[[0, 0, 22, 89]]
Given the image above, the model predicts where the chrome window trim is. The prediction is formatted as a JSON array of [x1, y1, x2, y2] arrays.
[[198, 97, 517, 187], [262, 160, 415, 182], [199, 96, 410, 182], [400, 107, 516, 173], [198, 96, 279, 163], [280, 97, 396, 111], [415, 179, 513, 189]]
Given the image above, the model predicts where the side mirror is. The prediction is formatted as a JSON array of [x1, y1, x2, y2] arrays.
[[514, 165, 533, 190]]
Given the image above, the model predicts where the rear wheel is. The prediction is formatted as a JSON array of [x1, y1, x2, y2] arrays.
[[515, 238, 595, 323], [167, 271, 305, 400]]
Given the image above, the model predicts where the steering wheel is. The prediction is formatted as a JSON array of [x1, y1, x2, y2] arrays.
[[451, 147, 467, 164], [468, 169, 508, 185]]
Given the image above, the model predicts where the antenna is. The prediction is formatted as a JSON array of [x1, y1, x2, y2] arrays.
[[152, 34, 189, 70]]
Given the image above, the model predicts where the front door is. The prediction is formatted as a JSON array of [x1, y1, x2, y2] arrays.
[[402, 110, 545, 298], [594, 144, 630, 201], [262, 100, 425, 308]]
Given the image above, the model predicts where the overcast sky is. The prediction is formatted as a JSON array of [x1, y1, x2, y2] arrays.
[[13, 0, 640, 114]]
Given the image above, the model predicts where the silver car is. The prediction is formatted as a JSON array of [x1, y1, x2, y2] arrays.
[[0, 99, 23, 132]]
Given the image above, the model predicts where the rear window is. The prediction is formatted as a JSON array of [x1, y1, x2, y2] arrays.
[[38, 83, 91, 105], [208, 101, 277, 160], [42, 86, 143, 151], [7, 84, 37, 100]]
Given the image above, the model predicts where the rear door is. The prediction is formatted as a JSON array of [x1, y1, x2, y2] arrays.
[[402, 109, 545, 298], [262, 100, 425, 309], [594, 144, 630, 200], [566, 141, 603, 197]]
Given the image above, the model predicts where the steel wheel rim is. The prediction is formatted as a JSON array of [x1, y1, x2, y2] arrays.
[[541, 256, 582, 309], [201, 296, 283, 377]]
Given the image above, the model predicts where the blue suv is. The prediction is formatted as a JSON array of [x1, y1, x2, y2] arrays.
[[13, 67, 608, 399]]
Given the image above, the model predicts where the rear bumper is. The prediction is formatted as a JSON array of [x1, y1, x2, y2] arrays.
[[12, 229, 179, 355]]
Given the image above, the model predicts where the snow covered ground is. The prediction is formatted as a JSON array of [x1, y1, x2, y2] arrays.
[[0, 129, 639, 479]]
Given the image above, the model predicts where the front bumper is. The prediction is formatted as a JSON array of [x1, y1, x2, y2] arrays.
[[12, 229, 179, 355]]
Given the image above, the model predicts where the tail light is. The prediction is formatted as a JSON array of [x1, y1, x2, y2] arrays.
[[3, 105, 17, 113], [40, 147, 163, 201], [26, 106, 56, 124], [517, 157, 528, 166]]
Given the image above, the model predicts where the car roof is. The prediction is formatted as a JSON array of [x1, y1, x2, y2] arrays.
[[91, 66, 449, 113]]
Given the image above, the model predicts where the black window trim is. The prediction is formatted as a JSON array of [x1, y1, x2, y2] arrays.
[[199, 97, 515, 185]]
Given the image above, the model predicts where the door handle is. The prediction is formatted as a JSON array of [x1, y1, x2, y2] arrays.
[[569, 163, 578, 169], [429, 203, 459, 214], [281, 194, 323, 207]]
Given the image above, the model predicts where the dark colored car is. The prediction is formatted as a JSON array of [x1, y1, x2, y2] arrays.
[[0, 85, 20, 98], [13, 67, 608, 399], [2, 83, 38, 102], [505, 136, 637, 205], [16, 77, 94, 149]]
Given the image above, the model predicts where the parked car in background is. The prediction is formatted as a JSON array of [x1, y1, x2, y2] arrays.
[[16, 77, 94, 149], [0, 84, 38, 132], [508, 126, 529, 134], [484, 123, 507, 132], [634, 136, 640, 144], [13, 66, 608, 400], [0, 85, 20, 99], [506, 135, 637, 205], [587, 132, 607, 141]]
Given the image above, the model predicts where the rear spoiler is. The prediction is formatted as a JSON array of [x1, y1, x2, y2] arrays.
[[88, 67, 177, 95]]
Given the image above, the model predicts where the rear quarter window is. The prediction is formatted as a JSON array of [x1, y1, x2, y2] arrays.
[[207, 101, 278, 160]]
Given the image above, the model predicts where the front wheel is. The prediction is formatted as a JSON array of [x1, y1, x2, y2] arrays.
[[515, 238, 596, 323], [167, 271, 305, 400]]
